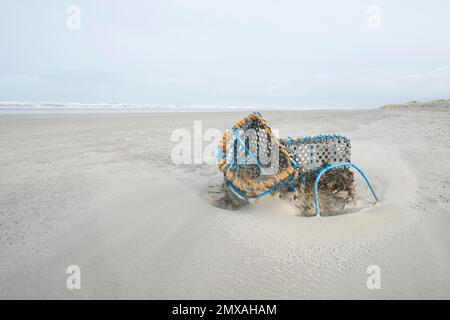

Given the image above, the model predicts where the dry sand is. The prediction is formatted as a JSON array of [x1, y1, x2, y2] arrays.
[[1, 109, 450, 299]]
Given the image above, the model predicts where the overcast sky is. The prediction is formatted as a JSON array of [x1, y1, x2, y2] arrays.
[[0, 0, 449, 108]]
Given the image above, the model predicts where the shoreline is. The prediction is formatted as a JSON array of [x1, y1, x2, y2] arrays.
[[0, 108, 377, 115]]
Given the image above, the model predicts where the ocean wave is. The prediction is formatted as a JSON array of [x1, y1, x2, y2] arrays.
[[0, 101, 305, 113]]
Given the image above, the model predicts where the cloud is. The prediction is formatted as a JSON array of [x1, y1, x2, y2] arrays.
[[0, 73, 40, 86]]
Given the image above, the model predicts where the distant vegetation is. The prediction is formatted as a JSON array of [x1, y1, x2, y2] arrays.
[[381, 99, 450, 110]]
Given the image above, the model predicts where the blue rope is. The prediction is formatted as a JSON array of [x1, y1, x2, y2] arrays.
[[232, 128, 262, 168], [313, 162, 378, 216]]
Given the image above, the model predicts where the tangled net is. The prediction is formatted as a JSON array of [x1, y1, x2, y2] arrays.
[[282, 135, 355, 215], [218, 113, 363, 215], [218, 112, 296, 208]]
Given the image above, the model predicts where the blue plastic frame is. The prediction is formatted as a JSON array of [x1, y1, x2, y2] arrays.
[[313, 162, 379, 216]]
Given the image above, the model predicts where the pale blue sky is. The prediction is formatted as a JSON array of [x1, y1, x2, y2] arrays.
[[0, 0, 449, 108]]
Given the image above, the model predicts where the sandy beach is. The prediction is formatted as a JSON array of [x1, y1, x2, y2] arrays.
[[1, 109, 450, 299]]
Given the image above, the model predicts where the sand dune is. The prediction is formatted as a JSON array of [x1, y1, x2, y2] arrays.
[[381, 99, 450, 110], [1, 109, 449, 299]]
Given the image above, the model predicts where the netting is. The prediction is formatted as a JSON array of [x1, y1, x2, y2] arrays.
[[218, 112, 296, 201], [271, 135, 354, 215], [287, 135, 351, 172], [217, 113, 377, 215]]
